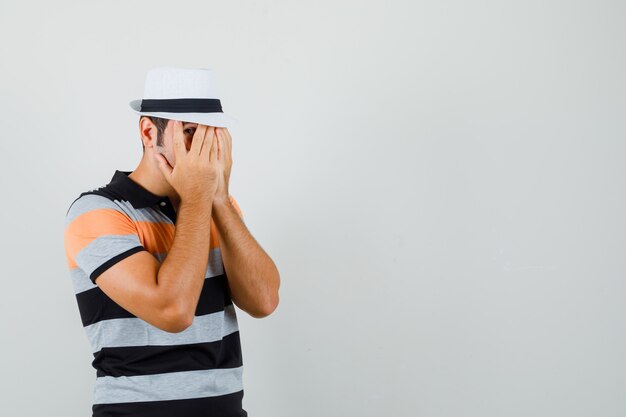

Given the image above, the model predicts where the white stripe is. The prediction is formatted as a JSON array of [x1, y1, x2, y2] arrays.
[[65, 194, 122, 226], [65, 194, 175, 226], [93, 366, 244, 404], [75, 235, 143, 278], [70, 266, 97, 293], [72, 247, 224, 295], [85, 304, 239, 353], [154, 247, 224, 279]]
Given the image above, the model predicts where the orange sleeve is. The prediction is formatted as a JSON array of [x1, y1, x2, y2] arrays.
[[64, 195, 146, 284]]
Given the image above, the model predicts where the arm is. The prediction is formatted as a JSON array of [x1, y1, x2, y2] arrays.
[[212, 196, 280, 318], [152, 198, 214, 327], [69, 198, 214, 333]]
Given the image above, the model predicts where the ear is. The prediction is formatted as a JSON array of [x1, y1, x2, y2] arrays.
[[139, 116, 163, 148]]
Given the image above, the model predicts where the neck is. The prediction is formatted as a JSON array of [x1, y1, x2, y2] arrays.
[[128, 154, 181, 210]]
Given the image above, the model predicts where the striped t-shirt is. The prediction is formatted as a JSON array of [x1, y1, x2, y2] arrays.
[[63, 169, 247, 417]]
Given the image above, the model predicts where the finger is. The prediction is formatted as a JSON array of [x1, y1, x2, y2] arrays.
[[171, 120, 186, 159], [208, 127, 218, 162], [221, 127, 232, 157], [216, 128, 222, 160], [216, 127, 223, 154], [202, 125, 213, 156], [202, 126, 216, 157], [191, 124, 208, 156]]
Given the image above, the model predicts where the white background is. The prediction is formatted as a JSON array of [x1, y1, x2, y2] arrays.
[[1, 1, 625, 416]]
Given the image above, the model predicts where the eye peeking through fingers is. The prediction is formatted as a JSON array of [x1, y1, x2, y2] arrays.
[[184, 128, 196, 136]]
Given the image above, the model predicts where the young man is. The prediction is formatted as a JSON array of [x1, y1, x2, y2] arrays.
[[63, 67, 280, 417]]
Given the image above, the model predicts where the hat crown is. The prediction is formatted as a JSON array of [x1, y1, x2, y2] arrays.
[[142, 67, 220, 100], [129, 66, 238, 128]]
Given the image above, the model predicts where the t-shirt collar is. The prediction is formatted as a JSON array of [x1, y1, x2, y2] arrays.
[[108, 170, 168, 209]]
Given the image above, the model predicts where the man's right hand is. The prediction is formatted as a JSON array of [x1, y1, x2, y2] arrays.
[[154, 120, 220, 205]]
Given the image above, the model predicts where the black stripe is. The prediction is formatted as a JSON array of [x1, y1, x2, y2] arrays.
[[140, 98, 223, 113], [92, 389, 247, 417], [77, 274, 233, 326], [196, 275, 234, 316], [91, 246, 147, 283], [93, 330, 243, 377]]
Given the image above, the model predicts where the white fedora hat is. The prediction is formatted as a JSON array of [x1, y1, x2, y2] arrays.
[[129, 67, 238, 128]]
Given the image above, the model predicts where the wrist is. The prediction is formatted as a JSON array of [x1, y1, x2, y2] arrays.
[[180, 195, 214, 211]]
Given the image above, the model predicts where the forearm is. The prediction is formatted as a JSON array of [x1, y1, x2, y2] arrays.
[[213, 197, 280, 317], [156, 199, 213, 324]]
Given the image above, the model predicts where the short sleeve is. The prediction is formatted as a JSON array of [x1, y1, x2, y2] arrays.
[[228, 194, 244, 223], [64, 194, 147, 284]]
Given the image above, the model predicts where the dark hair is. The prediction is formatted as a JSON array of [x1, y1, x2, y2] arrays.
[[140, 116, 170, 151]]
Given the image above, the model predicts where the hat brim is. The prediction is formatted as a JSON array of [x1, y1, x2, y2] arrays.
[[129, 99, 239, 128]]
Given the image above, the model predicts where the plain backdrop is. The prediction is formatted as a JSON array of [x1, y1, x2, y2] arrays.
[[1, 1, 625, 416]]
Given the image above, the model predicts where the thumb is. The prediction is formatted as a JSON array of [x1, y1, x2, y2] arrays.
[[153, 153, 173, 179]]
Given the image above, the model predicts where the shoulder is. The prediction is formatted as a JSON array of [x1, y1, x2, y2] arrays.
[[64, 191, 142, 268], [65, 192, 125, 228]]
